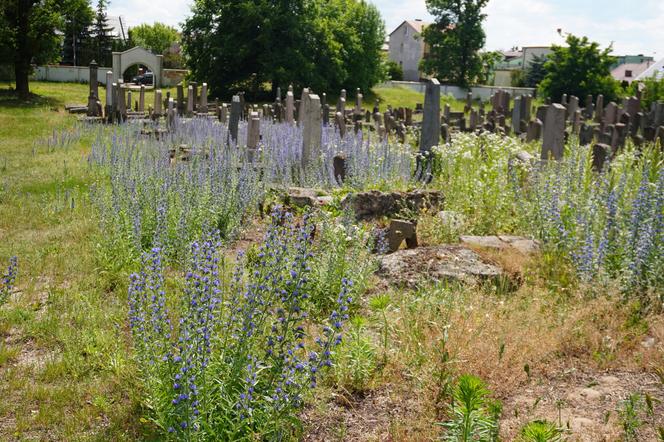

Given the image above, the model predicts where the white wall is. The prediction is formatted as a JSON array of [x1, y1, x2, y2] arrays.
[[381, 81, 536, 101], [389, 23, 425, 82], [34, 65, 112, 84]]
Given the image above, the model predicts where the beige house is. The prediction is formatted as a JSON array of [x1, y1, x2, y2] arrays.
[[388, 20, 430, 81]]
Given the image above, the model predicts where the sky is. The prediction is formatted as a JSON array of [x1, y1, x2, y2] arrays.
[[108, 0, 663, 58]]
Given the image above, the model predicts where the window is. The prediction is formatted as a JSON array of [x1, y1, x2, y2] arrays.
[[625, 70, 633, 78]]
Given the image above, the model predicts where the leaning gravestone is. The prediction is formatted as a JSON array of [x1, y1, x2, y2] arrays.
[[541, 104, 566, 160]]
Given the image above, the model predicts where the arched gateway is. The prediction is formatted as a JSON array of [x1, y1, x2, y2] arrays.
[[112, 46, 164, 87]]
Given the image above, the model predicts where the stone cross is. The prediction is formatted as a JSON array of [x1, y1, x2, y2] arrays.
[[302, 94, 322, 168], [228, 95, 241, 142], [541, 103, 566, 160]]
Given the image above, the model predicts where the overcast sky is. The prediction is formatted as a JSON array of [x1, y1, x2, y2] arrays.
[[108, 0, 663, 57]]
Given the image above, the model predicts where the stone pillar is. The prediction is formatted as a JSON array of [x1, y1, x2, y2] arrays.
[[176, 83, 184, 116], [247, 111, 261, 149], [298, 87, 310, 127]]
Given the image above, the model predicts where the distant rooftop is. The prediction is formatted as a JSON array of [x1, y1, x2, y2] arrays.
[[389, 19, 431, 36]]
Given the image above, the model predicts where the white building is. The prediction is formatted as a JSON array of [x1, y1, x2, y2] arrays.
[[388, 20, 430, 82]]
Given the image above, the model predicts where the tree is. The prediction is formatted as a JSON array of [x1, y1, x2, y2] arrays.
[[128, 22, 180, 56], [478, 50, 502, 85], [629, 75, 664, 110], [538, 34, 620, 103], [62, 0, 95, 66], [0, 0, 66, 98], [420, 0, 489, 88], [524, 53, 547, 88], [91, 0, 114, 66], [182, 0, 385, 99]]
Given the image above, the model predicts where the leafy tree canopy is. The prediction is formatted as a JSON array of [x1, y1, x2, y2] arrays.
[[0, 0, 69, 98], [182, 0, 385, 99], [538, 34, 620, 103], [420, 0, 489, 88], [129, 22, 180, 56]]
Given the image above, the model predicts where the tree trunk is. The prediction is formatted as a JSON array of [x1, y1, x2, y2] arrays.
[[14, 0, 32, 99]]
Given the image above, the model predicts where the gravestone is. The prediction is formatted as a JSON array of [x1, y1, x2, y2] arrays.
[[604, 102, 618, 125], [419, 78, 440, 154], [572, 110, 582, 135], [355, 89, 363, 115], [139, 85, 146, 113], [536, 105, 549, 124], [117, 85, 127, 121], [153, 89, 162, 117], [298, 88, 310, 127], [247, 111, 260, 149], [127, 91, 132, 111], [190, 82, 198, 112], [302, 94, 322, 168], [186, 86, 194, 117], [333, 154, 346, 184], [541, 103, 566, 160], [167, 98, 175, 128], [200, 83, 209, 114], [387, 219, 418, 253], [285, 86, 295, 124], [465, 92, 473, 113], [220, 103, 228, 124], [405, 108, 413, 126], [335, 111, 346, 138], [105, 71, 113, 122], [228, 95, 241, 142], [567, 95, 579, 122], [512, 96, 522, 134], [592, 143, 611, 171], [322, 104, 330, 126], [176, 84, 183, 116], [594, 95, 604, 123], [87, 60, 101, 116], [579, 123, 595, 145], [443, 103, 451, 123], [526, 119, 542, 142], [584, 94, 594, 119]]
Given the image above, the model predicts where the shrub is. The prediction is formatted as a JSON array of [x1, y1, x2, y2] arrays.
[[518, 420, 564, 442], [128, 210, 352, 440]]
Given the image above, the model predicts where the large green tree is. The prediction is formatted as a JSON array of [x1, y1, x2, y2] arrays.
[[128, 22, 180, 55], [91, 0, 114, 66], [538, 34, 620, 103], [524, 53, 547, 88], [182, 0, 385, 99], [0, 0, 66, 98], [420, 0, 489, 88], [62, 0, 95, 66]]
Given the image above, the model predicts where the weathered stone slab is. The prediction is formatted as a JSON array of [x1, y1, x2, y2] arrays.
[[342, 190, 443, 221], [378, 246, 504, 288]]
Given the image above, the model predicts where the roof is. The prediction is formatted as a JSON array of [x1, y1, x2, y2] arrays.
[[611, 61, 654, 82], [635, 57, 664, 81], [389, 20, 430, 36]]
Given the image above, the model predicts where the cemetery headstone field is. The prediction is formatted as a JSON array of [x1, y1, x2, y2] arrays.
[[0, 81, 662, 441]]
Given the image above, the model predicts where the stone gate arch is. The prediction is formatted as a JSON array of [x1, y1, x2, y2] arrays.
[[112, 46, 163, 87]]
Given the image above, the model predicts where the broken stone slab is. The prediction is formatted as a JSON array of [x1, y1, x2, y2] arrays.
[[386, 219, 418, 253], [437, 210, 466, 231], [378, 245, 504, 288], [342, 190, 443, 221], [460, 235, 540, 254], [283, 187, 332, 208]]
